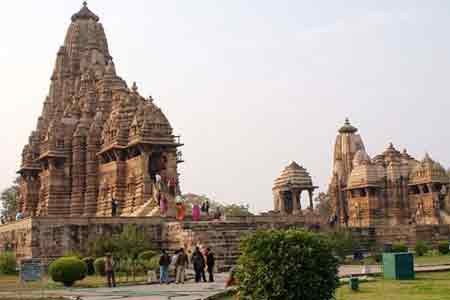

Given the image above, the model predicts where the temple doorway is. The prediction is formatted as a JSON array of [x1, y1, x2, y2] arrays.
[[283, 191, 293, 214], [149, 152, 167, 182]]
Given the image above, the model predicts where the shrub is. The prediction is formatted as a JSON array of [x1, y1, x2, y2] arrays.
[[0, 252, 17, 275], [94, 257, 106, 276], [48, 257, 87, 287], [327, 231, 358, 261], [236, 229, 339, 300], [438, 241, 450, 255], [415, 240, 430, 257], [138, 250, 157, 261], [82, 257, 95, 276], [392, 242, 408, 253], [142, 255, 160, 271]]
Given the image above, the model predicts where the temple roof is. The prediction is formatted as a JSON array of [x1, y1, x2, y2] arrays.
[[338, 118, 358, 134], [71, 2, 99, 22], [410, 153, 449, 184], [273, 161, 316, 191]]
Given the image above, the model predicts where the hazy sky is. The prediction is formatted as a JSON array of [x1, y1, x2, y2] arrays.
[[1, 0, 450, 212]]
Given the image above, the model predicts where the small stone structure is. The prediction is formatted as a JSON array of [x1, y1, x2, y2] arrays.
[[329, 119, 450, 227], [272, 161, 317, 215]]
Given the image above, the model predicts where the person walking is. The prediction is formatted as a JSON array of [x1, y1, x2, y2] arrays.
[[175, 248, 188, 284], [192, 247, 206, 283], [105, 253, 116, 287], [205, 248, 215, 282], [159, 249, 171, 284]]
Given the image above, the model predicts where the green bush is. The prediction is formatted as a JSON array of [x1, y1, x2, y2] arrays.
[[0, 252, 17, 275], [82, 257, 95, 276], [236, 229, 339, 300], [392, 242, 408, 253], [48, 257, 87, 287], [94, 257, 106, 276], [327, 231, 358, 261], [415, 240, 430, 257], [438, 241, 450, 255], [142, 255, 160, 271], [138, 250, 157, 261]]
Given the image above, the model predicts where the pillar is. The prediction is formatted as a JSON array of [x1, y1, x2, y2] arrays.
[[279, 191, 286, 214], [292, 189, 300, 215], [308, 189, 314, 211]]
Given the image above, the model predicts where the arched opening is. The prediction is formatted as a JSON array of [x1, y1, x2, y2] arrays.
[[148, 152, 168, 182], [282, 191, 293, 214]]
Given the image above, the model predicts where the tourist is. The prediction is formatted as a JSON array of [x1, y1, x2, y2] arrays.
[[201, 200, 210, 215], [160, 195, 168, 217], [0, 216, 5, 224], [205, 248, 215, 282], [192, 203, 201, 221], [192, 247, 206, 283], [111, 198, 119, 216], [175, 248, 188, 284], [156, 173, 162, 190], [159, 249, 171, 284], [176, 202, 186, 221], [16, 211, 23, 221], [105, 253, 116, 288]]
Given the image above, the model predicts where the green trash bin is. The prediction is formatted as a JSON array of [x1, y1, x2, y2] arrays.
[[383, 252, 415, 280], [349, 276, 359, 291]]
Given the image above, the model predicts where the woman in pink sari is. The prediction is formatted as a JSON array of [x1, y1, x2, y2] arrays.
[[160, 195, 168, 217], [192, 203, 201, 221]]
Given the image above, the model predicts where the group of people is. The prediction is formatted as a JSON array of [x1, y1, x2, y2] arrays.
[[158, 247, 215, 284]]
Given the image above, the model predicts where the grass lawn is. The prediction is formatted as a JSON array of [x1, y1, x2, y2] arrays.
[[415, 254, 450, 265], [221, 272, 450, 300], [0, 273, 148, 292], [336, 272, 450, 300]]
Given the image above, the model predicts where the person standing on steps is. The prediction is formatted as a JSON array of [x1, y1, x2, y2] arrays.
[[175, 248, 188, 284], [159, 249, 171, 284], [205, 248, 215, 282], [192, 247, 207, 283], [111, 198, 119, 216], [105, 253, 116, 287]]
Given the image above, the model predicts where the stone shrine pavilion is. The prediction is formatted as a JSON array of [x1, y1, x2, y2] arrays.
[[17, 2, 183, 218]]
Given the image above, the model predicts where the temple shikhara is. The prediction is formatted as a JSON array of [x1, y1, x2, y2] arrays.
[[3, 3, 450, 270], [17, 2, 182, 218], [329, 118, 450, 227]]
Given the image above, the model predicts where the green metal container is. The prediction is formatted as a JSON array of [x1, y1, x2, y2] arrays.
[[383, 252, 415, 280], [349, 277, 359, 291]]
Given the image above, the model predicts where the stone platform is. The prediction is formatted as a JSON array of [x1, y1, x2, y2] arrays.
[[2, 216, 450, 272]]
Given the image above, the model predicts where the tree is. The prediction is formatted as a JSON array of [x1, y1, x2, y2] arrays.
[[236, 229, 339, 300], [1, 178, 20, 220], [182, 193, 253, 216], [315, 192, 332, 219]]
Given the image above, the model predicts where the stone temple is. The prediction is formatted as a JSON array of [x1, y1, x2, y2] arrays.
[[329, 118, 450, 227], [17, 2, 182, 218]]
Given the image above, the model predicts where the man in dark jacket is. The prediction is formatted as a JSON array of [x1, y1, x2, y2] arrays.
[[159, 249, 171, 284], [192, 247, 206, 283], [205, 248, 215, 282]]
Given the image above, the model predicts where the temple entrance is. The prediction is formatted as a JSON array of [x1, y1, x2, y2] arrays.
[[283, 191, 293, 214], [149, 152, 167, 182]]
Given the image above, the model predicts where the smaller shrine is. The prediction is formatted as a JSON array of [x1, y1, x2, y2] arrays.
[[272, 161, 317, 215]]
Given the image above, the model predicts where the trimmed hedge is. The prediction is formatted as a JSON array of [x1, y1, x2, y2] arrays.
[[138, 250, 157, 261], [415, 240, 430, 257], [94, 257, 106, 276], [392, 242, 408, 253], [438, 241, 450, 255], [0, 252, 17, 275], [48, 257, 87, 287], [82, 257, 95, 276], [236, 229, 339, 300]]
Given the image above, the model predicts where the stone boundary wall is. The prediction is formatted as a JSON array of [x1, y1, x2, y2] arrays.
[[2, 217, 449, 270]]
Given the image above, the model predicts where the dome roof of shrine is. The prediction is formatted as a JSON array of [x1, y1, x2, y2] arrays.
[[71, 2, 100, 22], [273, 161, 316, 191]]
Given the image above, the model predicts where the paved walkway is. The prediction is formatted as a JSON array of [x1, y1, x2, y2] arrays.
[[31, 274, 230, 300], [4, 264, 450, 300]]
